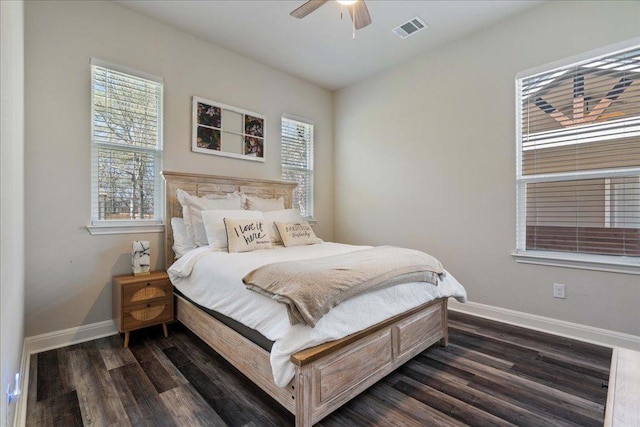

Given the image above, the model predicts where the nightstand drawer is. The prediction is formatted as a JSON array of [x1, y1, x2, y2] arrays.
[[123, 279, 172, 308], [122, 298, 173, 331]]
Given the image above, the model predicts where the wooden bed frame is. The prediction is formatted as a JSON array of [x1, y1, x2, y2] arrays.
[[163, 171, 449, 427]]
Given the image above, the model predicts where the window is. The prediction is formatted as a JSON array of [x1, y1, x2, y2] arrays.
[[89, 59, 164, 234], [515, 43, 640, 272], [281, 116, 314, 218]]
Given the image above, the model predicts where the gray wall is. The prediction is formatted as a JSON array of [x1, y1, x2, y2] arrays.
[[334, 1, 640, 335], [24, 1, 334, 336], [1, 0, 25, 424]]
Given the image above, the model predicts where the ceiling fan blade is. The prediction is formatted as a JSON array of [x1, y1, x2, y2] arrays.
[[349, 0, 372, 30], [290, 0, 330, 19]]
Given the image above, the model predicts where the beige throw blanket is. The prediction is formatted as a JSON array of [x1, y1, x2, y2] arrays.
[[243, 246, 445, 327]]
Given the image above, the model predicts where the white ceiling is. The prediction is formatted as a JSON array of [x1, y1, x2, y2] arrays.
[[115, 0, 543, 91]]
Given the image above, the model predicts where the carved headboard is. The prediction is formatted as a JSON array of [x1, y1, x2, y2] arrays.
[[162, 171, 297, 269]]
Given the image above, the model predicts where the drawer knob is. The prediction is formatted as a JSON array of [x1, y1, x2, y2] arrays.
[[147, 304, 151, 308], [146, 283, 151, 286]]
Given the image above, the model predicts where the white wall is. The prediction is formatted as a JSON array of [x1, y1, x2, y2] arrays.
[[334, 1, 640, 336], [24, 1, 334, 336], [0, 0, 25, 425]]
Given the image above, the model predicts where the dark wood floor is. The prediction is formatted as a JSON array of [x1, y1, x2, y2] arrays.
[[27, 311, 612, 426]]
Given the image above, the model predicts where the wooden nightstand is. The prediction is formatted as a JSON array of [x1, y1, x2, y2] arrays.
[[112, 271, 174, 347]]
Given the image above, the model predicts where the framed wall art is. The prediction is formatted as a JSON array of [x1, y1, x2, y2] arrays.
[[192, 97, 265, 162]]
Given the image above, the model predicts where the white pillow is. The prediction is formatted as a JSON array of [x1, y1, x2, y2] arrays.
[[263, 209, 303, 244], [202, 209, 264, 249], [275, 221, 320, 247], [177, 189, 243, 246], [224, 218, 273, 253], [171, 217, 195, 258], [243, 194, 285, 211]]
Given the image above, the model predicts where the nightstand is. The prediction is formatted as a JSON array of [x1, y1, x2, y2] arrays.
[[112, 271, 174, 347]]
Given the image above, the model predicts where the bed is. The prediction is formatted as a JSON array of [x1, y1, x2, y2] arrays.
[[163, 171, 466, 427]]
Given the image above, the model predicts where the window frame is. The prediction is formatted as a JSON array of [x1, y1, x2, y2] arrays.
[[513, 38, 640, 275], [87, 58, 164, 235], [281, 114, 314, 220]]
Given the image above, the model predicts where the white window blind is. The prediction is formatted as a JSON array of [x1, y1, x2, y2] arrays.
[[516, 45, 640, 260], [91, 59, 163, 226], [281, 116, 314, 218]]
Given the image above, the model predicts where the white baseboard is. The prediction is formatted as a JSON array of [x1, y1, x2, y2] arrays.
[[24, 319, 118, 356], [449, 300, 640, 351], [14, 341, 29, 427], [14, 320, 118, 427]]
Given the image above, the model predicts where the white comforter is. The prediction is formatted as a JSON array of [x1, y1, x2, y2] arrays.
[[168, 242, 467, 387]]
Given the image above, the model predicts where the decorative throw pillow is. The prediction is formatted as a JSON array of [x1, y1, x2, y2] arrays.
[[274, 221, 320, 247], [243, 194, 285, 211], [224, 218, 273, 253], [202, 210, 264, 249], [171, 217, 195, 257], [262, 209, 304, 244], [176, 189, 243, 246]]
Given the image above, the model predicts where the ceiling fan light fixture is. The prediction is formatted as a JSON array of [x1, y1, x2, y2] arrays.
[[290, 0, 371, 31]]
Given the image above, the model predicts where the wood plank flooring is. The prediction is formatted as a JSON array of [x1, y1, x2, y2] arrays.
[[26, 311, 612, 426]]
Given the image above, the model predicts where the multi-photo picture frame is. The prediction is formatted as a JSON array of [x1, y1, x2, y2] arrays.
[[192, 96, 265, 162]]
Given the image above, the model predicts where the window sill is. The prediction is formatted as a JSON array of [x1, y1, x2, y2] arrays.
[[304, 217, 317, 226], [512, 251, 640, 275], [87, 223, 165, 236]]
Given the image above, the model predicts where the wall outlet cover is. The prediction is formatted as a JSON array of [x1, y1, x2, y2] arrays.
[[553, 283, 566, 299]]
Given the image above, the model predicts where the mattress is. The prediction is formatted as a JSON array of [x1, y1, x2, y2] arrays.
[[168, 242, 467, 387]]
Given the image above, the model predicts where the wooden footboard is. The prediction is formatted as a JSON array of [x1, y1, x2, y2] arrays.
[[175, 294, 448, 427], [293, 298, 447, 426]]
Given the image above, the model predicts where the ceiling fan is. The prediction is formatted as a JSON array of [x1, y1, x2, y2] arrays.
[[290, 0, 372, 30]]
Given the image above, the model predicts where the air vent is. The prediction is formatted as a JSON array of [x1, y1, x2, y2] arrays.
[[392, 16, 428, 39]]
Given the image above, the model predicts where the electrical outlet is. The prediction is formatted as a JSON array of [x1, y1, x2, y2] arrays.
[[6, 373, 21, 407], [553, 283, 566, 299]]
